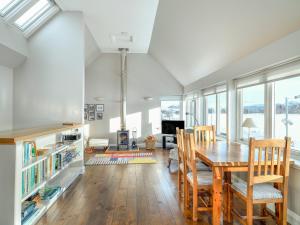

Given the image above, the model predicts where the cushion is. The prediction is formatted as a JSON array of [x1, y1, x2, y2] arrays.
[[169, 148, 179, 160], [196, 161, 210, 171], [187, 171, 213, 186], [232, 181, 283, 200]]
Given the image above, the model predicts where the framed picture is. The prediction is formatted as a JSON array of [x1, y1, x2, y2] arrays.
[[96, 104, 104, 112], [96, 112, 103, 120], [84, 112, 88, 120], [88, 111, 95, 121], [88, 104, 95, 112]]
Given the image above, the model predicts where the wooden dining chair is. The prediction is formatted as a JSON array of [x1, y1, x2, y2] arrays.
[[229, 137, 291, 225], [193, 125, 216, 144], [176, 127, 186, 200], [193, 125, 216, 171], [184, 132, 213, 221]]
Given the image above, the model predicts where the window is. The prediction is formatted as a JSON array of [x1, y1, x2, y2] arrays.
[[218, 92, 227, 135], [240, 84, 265, 140], [161, 100, 181, 120], [186, 99, 196, 127], [202, 84, 227, 136], [274, 76, 300, 149], [0, 0, 59, 37], [0, 0, 21, 16], [15, 0, 52, 30], [205, 95, 216, 126]]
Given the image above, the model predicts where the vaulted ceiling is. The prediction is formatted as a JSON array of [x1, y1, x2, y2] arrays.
[[56, 0, 300, 86]]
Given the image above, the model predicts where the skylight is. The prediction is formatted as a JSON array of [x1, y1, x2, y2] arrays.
[[15, 0, 51, 30], [0, 0, 21, 16]]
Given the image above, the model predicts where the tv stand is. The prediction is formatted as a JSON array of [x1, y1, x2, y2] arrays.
[[162, 135, 177, 149]]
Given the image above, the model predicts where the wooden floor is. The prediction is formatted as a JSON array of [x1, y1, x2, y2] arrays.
[[37, 149, 278, 225]]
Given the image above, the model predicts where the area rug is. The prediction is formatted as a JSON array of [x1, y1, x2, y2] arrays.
[[85, 152, 157, 166]]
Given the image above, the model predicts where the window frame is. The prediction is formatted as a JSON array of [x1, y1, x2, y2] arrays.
[[203, 91, 227, 137]]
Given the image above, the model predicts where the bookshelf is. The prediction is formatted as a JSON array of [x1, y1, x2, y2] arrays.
[[0, 124, 85, 225]]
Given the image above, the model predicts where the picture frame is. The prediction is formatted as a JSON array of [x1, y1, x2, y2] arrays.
[[96, 104, 104, 112], [96, 112, 103, 120], [88, 111, 95, 121], [88, 104, 95, 112]]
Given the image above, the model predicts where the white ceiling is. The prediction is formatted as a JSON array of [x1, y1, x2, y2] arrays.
[[56, 0, 159, 53], [56, 0, 300, 86], [149, 0, 300, 85]]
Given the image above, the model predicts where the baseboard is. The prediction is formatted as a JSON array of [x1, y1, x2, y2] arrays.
[[288, 209, 300, 225]]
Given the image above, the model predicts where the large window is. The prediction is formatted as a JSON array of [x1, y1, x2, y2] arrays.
[[218, 92, 227, 135], [15, 0, 52, 30], [0, 0, 59, 37], [186, 99, 196, 127], [205, 95, 216, 126], [161, 100, 181, 120], [274, 76, 300, 149], [240, 84, 265, 140]]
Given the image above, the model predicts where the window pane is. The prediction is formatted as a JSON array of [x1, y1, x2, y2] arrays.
[[274, 76, 300, 149], [15, 0, 50, 29], [0, 0, 14, 11], [218, 92, 227, 135], [186, 99, 196, 127], [161, 100, 180, 120], [241, 85, 264, 139], [0, 0, 21, 15], [206, 94, 216, 126]]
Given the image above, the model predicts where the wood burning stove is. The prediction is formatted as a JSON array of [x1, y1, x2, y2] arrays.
[[117, 130, 129, 150]]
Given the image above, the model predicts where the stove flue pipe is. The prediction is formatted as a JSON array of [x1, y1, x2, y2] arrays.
[[119, 48, 128, 131]]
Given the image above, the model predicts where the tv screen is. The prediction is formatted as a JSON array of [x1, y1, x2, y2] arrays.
[[162, 120, 185, 135]]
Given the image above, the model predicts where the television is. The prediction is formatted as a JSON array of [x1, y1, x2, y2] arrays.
[[162, 120, 185, 135]]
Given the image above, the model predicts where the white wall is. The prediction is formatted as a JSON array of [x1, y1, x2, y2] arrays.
[[85, 53, 183, 144], [0, 20, 28, 68], [0, 65, 13, 131], [185, 28, 300, 93], [13, 12, 85, 129]]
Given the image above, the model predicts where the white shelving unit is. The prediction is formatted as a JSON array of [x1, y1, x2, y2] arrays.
[[0, 124, 85, 225]]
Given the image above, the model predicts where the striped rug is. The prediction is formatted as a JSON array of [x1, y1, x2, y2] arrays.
[[85, 152, 156, 166]]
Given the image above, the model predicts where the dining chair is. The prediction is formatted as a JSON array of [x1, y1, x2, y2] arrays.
[[193, 125, 216, 171], [176, 127, 185, 200], [184, 132, 213, 221], [193, 125, 216, 144], [229, 137, 291, 225]]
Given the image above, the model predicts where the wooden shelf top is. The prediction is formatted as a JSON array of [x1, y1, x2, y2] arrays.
[[0, 124, 83, 145]]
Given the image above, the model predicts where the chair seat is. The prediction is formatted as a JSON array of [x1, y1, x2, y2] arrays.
[[168, 148, 178, 160], [179, 161, 210, 172], [232, 181, 283, 200], [187, 171, 213, 186]]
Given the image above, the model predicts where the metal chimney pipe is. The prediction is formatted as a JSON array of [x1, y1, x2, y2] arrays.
[[119, 48, 128, 131]]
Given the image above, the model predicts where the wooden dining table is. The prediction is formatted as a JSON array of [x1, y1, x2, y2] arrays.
[[195, 141, 253, 225]]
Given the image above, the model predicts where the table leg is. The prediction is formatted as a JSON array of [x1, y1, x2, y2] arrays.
[[223, 171, 232, 222], [212, 167, 223, 225]]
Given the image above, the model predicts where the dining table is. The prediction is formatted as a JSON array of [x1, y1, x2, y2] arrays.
[[195, 141, 253, 225]]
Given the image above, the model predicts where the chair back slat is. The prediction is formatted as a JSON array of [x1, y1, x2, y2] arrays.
[[257, 147, 262, 175], [193, 125, 216, 145], [264, 148, 268, 175], [248, 138, 291, 187], [277, 147, 281, 175], [271, 147, 275, 175]]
